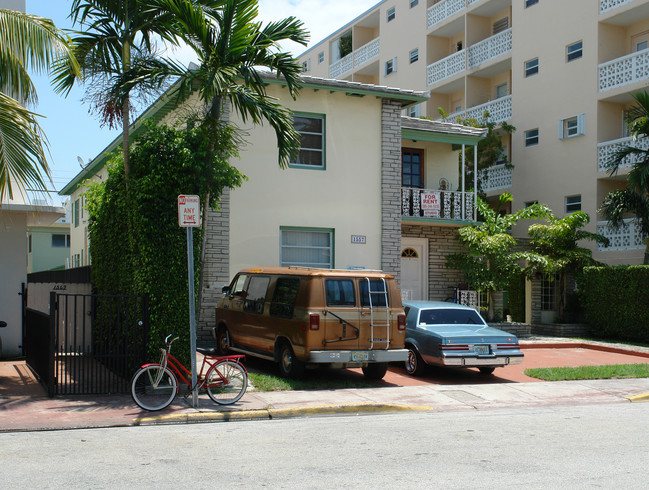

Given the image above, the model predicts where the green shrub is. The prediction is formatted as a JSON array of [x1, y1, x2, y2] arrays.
[[578, 265, 649, 342]]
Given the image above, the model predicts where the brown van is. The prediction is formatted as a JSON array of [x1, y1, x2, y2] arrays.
[[213, 267, 407, 379]]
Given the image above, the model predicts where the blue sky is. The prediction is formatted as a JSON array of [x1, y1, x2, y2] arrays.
[[26, 0, 379, 205]]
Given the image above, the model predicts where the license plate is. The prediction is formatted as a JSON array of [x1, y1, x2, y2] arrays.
[[474, 345, 489, 355], [351, 351, 369, 361]]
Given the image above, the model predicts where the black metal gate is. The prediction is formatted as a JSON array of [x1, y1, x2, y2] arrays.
[[25, 292, 150, 396]]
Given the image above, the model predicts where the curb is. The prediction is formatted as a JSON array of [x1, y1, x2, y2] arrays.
[[133, 403, 434, 426], [626, 392, 649, 403]]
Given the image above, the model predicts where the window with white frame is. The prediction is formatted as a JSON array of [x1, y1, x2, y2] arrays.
[[525, 58, 539, 77], [566, 41, 583, 62], [541, 274, 558, 311], [302, 58, 311, 72], [318, 52, 324, 64], [406, 103, 421, 118], [410, 0, 418, 7], [385, 57, 397, 75], [525, 0, 539, 7], [565, 195, 581, 213], [559, 114, 585, 139], [409, 48, 419, 64], [280, 228, 333, 268], [291, 114, 325, 168], [387, 7, 395, 22], [525, 129, 539, 147]]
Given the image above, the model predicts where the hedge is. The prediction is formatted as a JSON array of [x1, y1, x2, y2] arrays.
[[578, 265, 649, 343]]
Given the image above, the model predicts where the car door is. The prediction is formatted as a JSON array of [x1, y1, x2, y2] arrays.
[[322, 278, 361, 350]]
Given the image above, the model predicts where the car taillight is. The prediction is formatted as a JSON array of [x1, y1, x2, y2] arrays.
[[309, 314, 320, 330], [439, 344, 469, 351], [497, 343, 520, 349], [397, 314, 406, 330]]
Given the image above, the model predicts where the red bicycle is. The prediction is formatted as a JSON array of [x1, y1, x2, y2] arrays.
[[131, 334, 248, 411]]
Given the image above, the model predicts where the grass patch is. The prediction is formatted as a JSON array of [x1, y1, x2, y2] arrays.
[[248, 372, 379, 392], [524, 364, 649, 381]]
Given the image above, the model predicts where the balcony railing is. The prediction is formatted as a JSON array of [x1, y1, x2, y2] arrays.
[[479, 164, 512, 192], [447, 95, 512, 124], [427, 50, 466, 86], [329, 38, 380, 79], [599, 49, 649, 92], [427, 0, 465, 30], [597, 219, 647, 251], [402, 188, 476, 221], [600, 0, 634, 14], [597, 136, 649, 172], [467, 28, 512, 69]]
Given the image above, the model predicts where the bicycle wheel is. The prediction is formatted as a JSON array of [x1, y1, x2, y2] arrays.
[[131, 365, 177, 411], [205, 360, 248, 405]]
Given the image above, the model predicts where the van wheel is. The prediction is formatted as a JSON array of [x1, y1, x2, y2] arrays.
[[216, 326, 231, 355], [405, 345, 425, 376], [362, 362, 388, 380], [278, 342, 305, 379]]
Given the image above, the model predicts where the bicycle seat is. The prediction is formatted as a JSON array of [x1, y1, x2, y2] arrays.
[[196, 347, 218, 356]]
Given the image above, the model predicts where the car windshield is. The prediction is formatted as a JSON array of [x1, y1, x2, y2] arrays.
[[418, 308, 484, 325]]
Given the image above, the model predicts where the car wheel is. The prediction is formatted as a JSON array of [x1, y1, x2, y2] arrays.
[[479, 367, 495, 375], [405, 345, 425, 376], [216, 326, 231, 355], [278, 342, 305, 379], [362, 362, 388, 380]]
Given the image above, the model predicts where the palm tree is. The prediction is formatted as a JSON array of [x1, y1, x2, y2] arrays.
[[57, 0, 182, 180], [0, 8, 79, 202], [599, 90, 649, 262]]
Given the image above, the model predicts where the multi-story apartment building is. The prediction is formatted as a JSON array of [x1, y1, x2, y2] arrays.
[[299, 0, 649, 267]]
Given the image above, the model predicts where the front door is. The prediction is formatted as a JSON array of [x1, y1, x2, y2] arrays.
[[400, 238, 428, 301]]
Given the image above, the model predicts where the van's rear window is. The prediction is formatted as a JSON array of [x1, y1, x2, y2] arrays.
[[360, 280, 388, 307], [325, 279, 356, 306], [270, 277, 300, 318]]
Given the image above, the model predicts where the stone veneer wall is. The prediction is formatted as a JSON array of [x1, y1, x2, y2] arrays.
[[381, 99, 403, 283], [196, 187, 231, 345]]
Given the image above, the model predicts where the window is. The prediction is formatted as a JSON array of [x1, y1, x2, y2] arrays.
[[74, 199, 80, 228], [243, 276, 270, 315], [280, 228, 333, 268], [525, 58, 539, 77], [565, 195, 582, 213], [291, 114, 324, 168], [318, 52, 324, 64], [559, 114, 585, 139], [301, 59, 311, 72], [525, 129, 539, 147], [566, 41, 583, 62], [637, 40, 648, 51], [525, 200, 539, 208], [492, 17, 509, 35], [495, 83, 508, 99], [525, 0, 539, 7], [385, 57, 397, 75], [325, 279, 356, 307], [231, 274, 248, 296], [28, 234, 32, 253], [402, 148, 424, 187], [387, 7, 395, 22], [496, 145, 508, 164], [52, 234, 70, 248], [360, 280, 389, 307], [406, 103, 421, 118], [410, 0, 418, 7], [541, 274, 558, 311], [270, 277, 301, 318], [409, 48, 419, 64]]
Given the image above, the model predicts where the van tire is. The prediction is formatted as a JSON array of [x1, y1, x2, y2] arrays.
[[362, 362, 388, 380], [278, 342, 305, 379], [216, 326, 231, 355]]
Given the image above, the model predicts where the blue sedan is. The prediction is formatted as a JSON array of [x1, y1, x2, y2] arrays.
[[403, 301, 524, 376]]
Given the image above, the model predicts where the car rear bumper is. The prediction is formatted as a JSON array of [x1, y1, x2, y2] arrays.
[[309, 349, 409, 364], [441, 353, 524, 367]]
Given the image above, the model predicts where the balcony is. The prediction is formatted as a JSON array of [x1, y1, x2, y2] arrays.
[[597, 136, 649, 172], [597, 219, 647, 250], [479, 164, 512, 192], [447, 95, 512, 124], [329, 38, 380, 79], [600, 0, 635, 14], [427, 50, 466, 86], [467, 28, 512, 69], [599, 49, 649, 93], [427, 0, 465, 30], [402, 188, 476, 222]]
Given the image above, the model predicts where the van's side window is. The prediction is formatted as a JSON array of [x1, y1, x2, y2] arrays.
[[360, 280, 389, 307], [270, 277, 301, 318], [325, 279, 356, 306], [244, 276, 270, 314], [231, 274, 248, 296]]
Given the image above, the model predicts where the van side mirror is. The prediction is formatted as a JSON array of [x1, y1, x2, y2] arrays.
[[222, 286, 231, 295], [0, 321, 7, 328]]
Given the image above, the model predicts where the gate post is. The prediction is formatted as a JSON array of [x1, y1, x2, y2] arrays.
[[48, 292, 57, 397]]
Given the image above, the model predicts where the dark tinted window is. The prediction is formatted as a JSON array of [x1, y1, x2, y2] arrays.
[[418, 308, 483, 325], [243, 276, 270, 314], [270, 277, 300, 318], [325, 279, 355, 307], [360, 280, 388, 307]]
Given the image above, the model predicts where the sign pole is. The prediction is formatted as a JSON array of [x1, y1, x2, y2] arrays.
[[178, 195, 200, 409]]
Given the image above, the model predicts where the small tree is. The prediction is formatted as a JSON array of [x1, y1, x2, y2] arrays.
[[446, 193, 549, 320], [526, 211, 609, 322]]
